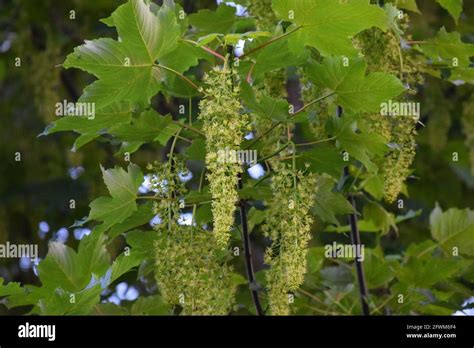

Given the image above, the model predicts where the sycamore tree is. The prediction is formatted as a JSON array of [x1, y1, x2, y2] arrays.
[[1, 0, 473, 316]]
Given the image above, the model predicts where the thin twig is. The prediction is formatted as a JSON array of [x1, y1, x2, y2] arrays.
[[160, 130, 192, 143], [191, 168, 206, 225], [277, 154, 303, 161], [294, 92, 336, 115], [324, 290, 352, 314], [171, 120, 205, 137], [188, 98, 193, 126], [396, 43, 404, 82], [295, 136, 336, 147], [257, 142, 290, 163], [246, 62, 256, 83], [244, 92, 336, 150], [252, 172, 271, 187], [167, 129, 182, 230], [405, 40, 427, 44], [153, 63, 200, 91], [340, 100, 370, 315], [370, 294, 395, 315], [240, 26, 302, 59], [183, 39, 226, 61]]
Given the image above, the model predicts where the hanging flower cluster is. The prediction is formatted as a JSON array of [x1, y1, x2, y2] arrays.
[[150, 158, 236, 315], [263, 163, 318, 315], [198, 66, 250, 248], [353, 13, 425, 92], [382, 117, 417, 203], [353, 13, 423, 203], [154, 225, 235, 315]]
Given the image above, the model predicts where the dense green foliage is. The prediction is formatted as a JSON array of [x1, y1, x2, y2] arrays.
[[0, 0, 473, 316]]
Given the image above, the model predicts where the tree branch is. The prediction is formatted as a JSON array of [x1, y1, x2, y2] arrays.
[[339, 106, 370, 316], [227, 42, 264, 316], [238, 173, 264, 316], [345, 173, 370, 315]]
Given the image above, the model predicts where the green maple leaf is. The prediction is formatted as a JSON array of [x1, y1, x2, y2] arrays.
[[0, 278, 23, 297], [185, 138, 207, 161], [307, 56, 405, 113], [106, 229, 158, 284], [110, 110, 180, 145], [37, 243, 83, 292], [429, 204, 474, 256], [421, 27, 474, 84], [325, 209, 420, 233], [326, 114, 387, 172], [450, 67, 474, 84], [363, 250, 394, 289], [272, 0, 388, 56], [189, 4, 236, 35], [108, 202, 155, 240], [33, 229, 110, 315], [89, 163, 144, 228], [421, 27, 474, 68], [41, 102, 133, 151], [394, 255, 461, 288], [311, 176, 354, 225], [40, 285, 103, 315], [437, 0, 463, 24], [64, 0, 180, 109], [159, 40, 213, 74], [362, 201, 397, 235], [240, 82, 291, 122], [362, 173, 385, 200], [298, 145, 346, 179], [240, 31, 304, 82], [38, 235, 109, 295], [110, 250, 144, 284], [77, 232, 110, 281], [37, 234, 109, 314], [131, 295, 169, 315]]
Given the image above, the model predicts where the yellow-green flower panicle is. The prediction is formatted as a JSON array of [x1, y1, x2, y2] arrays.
[[263, 164, 318, 315], [198, 67, 250, 248], [154, 226, 235, 315], [149, 158, 236, 315], [382, 116, 417, 203]]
